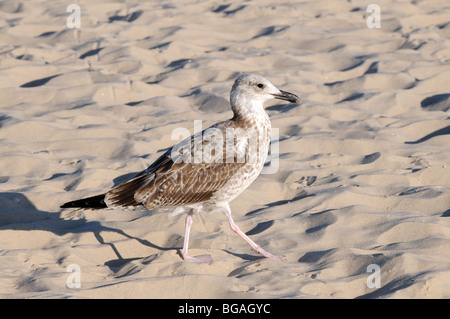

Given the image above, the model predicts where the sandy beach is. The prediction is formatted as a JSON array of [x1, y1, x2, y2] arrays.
[[0, 0, 449, 298]]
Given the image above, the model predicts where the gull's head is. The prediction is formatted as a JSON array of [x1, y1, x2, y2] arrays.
[[230, 74, 301, 117]]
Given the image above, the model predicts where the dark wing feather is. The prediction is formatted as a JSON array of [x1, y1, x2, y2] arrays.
[[60, 193, 107, 209], [104, 147, 171, 208], [105, 121, 246, 209], [134, 161, 245, 208]]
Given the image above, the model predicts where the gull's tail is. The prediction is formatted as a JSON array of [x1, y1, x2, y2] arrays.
[[60, 194, 107, 209]]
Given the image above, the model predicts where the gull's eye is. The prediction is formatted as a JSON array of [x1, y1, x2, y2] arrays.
[[257, 83, 264, 89]]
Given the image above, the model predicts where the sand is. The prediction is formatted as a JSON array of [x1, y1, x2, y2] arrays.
[[0, 0, 449, 298]]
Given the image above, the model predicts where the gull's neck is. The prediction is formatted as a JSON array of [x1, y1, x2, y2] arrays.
[[231, 97, 270, 128]]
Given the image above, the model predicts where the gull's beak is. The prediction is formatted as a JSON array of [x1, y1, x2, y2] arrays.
[[272, 90, 301, 104]]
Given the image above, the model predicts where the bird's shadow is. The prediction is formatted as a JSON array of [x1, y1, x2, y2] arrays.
[[0, 192, 274, 274], [0, 192, 178, 272]]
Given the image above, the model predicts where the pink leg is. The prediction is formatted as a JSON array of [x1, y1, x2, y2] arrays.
[[181, 209, 213, 264], [224, 206, 285, 261]]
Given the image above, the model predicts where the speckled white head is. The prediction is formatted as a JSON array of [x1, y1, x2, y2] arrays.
[[230, 74, 300, 119]]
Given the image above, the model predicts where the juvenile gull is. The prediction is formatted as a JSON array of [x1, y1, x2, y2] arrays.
[[61, 74, 301, 264]]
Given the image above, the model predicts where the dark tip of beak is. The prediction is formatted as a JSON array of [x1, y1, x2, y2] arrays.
[[272, 90, 301, 104]]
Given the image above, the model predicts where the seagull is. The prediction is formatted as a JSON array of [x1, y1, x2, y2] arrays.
[[61, 74, 301, 264]]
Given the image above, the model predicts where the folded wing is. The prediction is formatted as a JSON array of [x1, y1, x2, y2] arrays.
[[105, 123, 247, 209]]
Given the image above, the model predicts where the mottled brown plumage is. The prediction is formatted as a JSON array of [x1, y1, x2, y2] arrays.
[[61, 74, 300, 263]]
